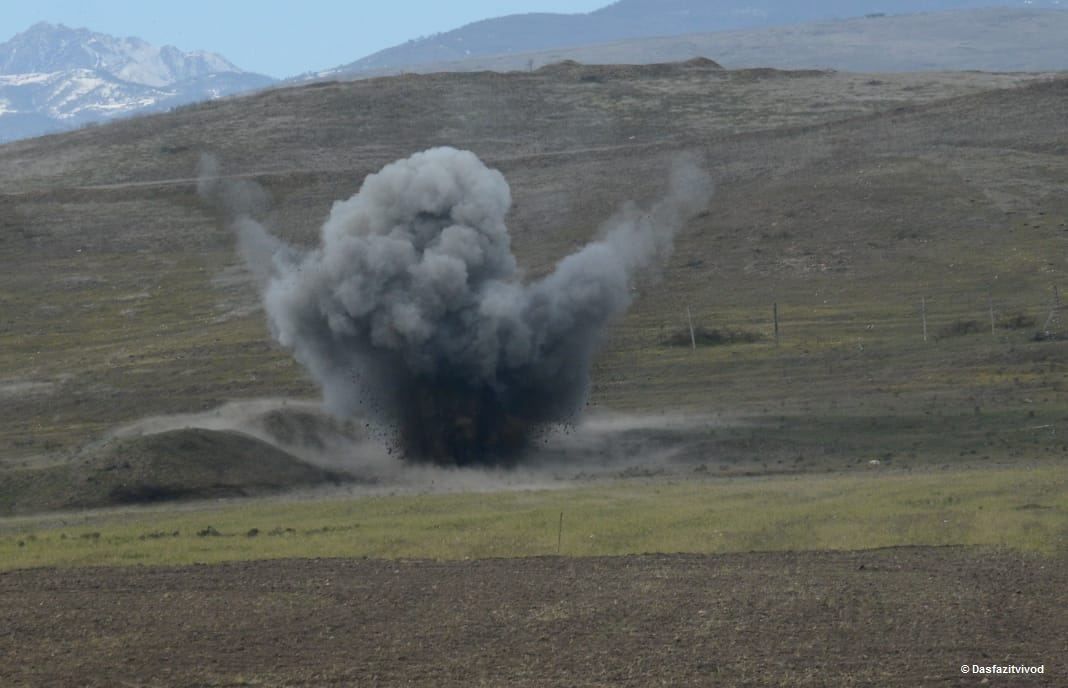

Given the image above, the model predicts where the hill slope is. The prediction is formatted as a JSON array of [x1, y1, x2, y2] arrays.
[[1, 63, 1067, 500], [326, 1, 1068, 77], [323, 8, 1068, 78]]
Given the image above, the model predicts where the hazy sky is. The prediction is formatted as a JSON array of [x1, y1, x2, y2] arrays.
[[0, 1, 610, 78]]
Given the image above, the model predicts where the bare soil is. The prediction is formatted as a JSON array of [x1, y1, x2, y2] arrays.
[[1, 547, 1063, 687]]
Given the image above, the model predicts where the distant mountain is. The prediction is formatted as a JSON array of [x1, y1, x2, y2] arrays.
[[344, 7, 1068, 78], [0, 23, 274, 142], [321, 0, 1068, 78]]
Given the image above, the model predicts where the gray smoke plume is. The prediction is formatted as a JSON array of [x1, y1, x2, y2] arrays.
[[200, 147, 712, 466]]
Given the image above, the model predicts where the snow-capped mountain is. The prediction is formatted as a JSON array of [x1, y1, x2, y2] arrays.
[[0, 23, 274, 142]]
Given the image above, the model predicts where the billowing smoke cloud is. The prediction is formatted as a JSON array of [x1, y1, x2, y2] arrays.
[[200, 147, 711, 466]]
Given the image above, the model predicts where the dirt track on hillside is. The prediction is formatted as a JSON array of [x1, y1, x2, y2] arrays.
[[1, 547, 1063, 687]]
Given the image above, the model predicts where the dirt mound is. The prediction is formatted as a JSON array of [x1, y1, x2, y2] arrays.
[[535, 57, 723, 81], [0, 428, 350, 514], [681, 56, 723, 69], [255, 407, 363, 452]]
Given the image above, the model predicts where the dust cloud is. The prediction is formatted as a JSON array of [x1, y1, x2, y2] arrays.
[[199, 147, 712, 467]]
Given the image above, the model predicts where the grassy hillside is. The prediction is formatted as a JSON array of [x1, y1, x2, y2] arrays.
[[1, 463, 1065, 569], [1, 62, 1067, 508]]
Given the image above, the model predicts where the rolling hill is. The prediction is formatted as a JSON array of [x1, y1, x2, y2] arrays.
[[2, 58, 1067, 509], [317, 8, 1068, 79], [325, 1, 1068, 77]]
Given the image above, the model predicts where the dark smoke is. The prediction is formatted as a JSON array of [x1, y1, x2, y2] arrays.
[[200, 147, 712, 466]]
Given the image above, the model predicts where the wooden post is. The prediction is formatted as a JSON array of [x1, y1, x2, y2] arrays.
[[557, 512, 563, 555], [686, 306, 696, 352], [988, 290, 996, 338], [921, 296, 928, 343], [1044, 285, 1062, 336], [773, 302, 780, 347]]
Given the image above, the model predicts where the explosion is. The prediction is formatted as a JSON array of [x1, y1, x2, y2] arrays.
[[201, 147, 711, 466]]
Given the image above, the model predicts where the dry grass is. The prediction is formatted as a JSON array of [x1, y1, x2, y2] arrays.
[[1, 463, 1065, 570], [1, 65, 1068, 514]]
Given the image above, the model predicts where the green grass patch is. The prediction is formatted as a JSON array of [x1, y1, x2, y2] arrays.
[[1, 464, 1065, 570]]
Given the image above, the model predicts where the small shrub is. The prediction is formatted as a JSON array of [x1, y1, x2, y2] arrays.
[[661, 326, 764, 347], [1032, 330, 1068, 342], [936, 319, 982, 339], [138, 530, 179, 540], [997, 312, 1036, 330]]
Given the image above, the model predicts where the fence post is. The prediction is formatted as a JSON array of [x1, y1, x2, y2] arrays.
[[1044, 285, 1062, 336], [988, 291, 996, 338], [557, 512, 563, 554], [922, 296, 928, 343], [686, 306, 696, 352]]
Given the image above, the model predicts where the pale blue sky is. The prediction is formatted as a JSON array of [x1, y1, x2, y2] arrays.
[[0, 1, 610, 78]]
